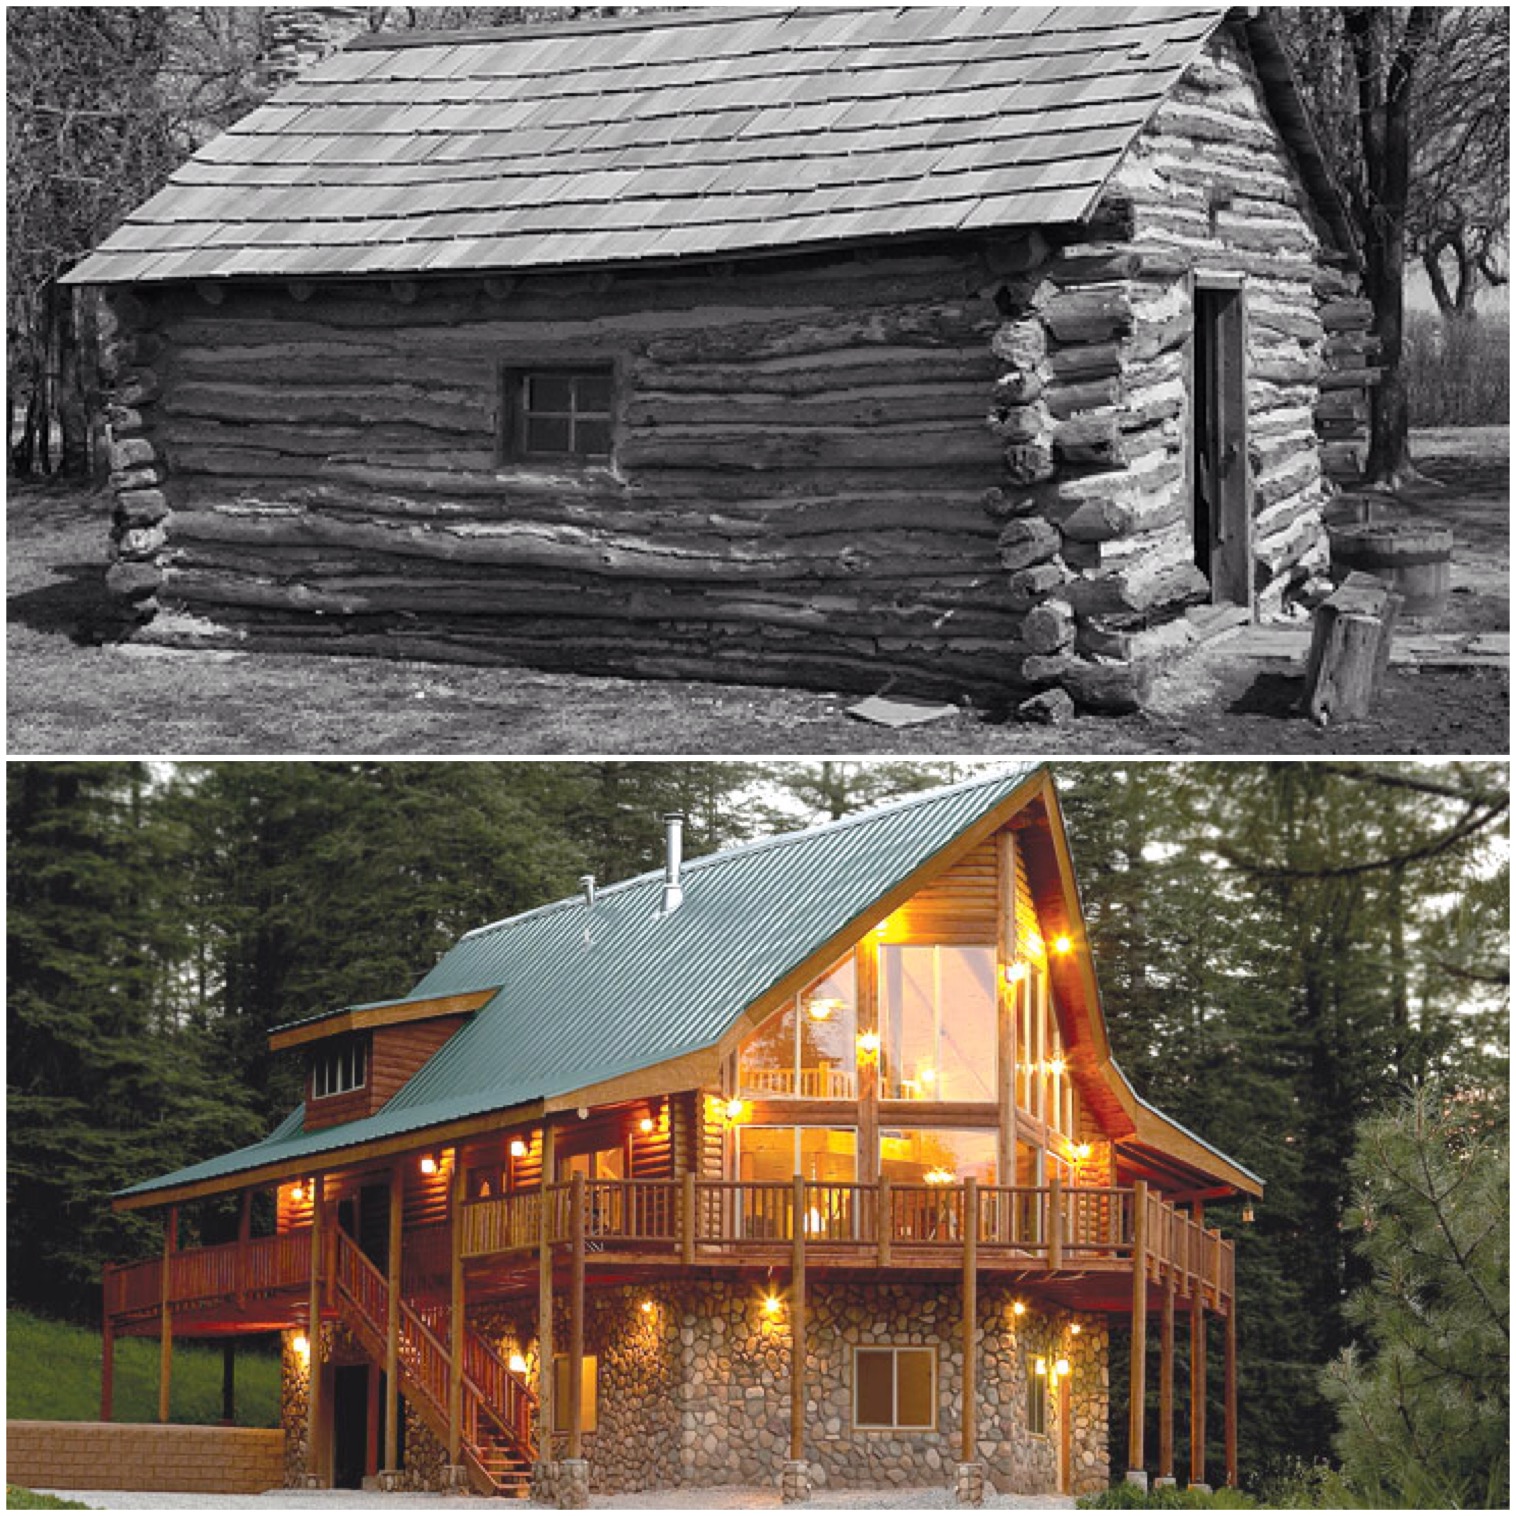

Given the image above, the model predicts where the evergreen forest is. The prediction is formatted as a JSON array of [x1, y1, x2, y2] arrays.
[[6, 760, 1508, 1504]]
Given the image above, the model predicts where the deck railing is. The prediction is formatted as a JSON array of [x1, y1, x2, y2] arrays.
[[459, 1177, 1233, 1303], [105, 1228, 312, 1321]]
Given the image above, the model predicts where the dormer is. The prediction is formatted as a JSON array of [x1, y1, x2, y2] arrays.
[[269, 987, 497, 1132]]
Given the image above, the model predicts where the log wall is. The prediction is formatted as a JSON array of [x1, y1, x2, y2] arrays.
[[106, 247, 1019, 698]]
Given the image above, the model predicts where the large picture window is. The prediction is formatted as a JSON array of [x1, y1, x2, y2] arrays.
[[880, 944, 996, 1102], [854, 1346, 936, 1430], [738, 958, 857, 1099], [500, 366, 613, 462], [734, 1126, 856, 1239]]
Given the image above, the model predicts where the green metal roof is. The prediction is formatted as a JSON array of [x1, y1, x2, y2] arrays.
[[118, 764, 1041, 1199]]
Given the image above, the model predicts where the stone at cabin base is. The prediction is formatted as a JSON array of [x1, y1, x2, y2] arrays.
[[954, 1461, 987, 1505], [557, 1457, 590, 1509], [780, 1459, 811, 1504], [1125, 1470, 1149, 1490]]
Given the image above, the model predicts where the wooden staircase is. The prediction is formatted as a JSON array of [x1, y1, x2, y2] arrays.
[[332, 1232, 536, 1497]]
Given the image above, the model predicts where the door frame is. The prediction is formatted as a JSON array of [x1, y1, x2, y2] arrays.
[[1190, 272, 1254, 615]]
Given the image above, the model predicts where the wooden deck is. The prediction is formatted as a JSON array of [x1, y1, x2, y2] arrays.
[[105, 1179, 1231, 1334]]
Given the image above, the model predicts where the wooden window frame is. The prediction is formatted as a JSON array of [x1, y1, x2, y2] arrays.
[[498, 363, 615, 465], [551, 1353, 598, 1434], [852, 1344, 937, 1432], [311, 1037, 368, 1100]]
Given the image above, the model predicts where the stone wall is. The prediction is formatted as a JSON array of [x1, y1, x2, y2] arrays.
[[469, 1279, 1106, 1498], [7, 1420, 285, 1495]]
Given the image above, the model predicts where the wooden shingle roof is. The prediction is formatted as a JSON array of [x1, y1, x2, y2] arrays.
[[68, 4, 1229, 285]]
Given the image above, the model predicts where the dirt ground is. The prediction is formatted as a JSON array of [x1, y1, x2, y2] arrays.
[[7, 427, 1507, 756]]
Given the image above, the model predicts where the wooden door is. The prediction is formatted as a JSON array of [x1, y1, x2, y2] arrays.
[[1193, 284, 1252, 610]]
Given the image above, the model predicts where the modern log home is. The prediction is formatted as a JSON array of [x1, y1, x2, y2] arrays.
[[103, 767, 1259, 1503], [63, 5, 1377, 714]]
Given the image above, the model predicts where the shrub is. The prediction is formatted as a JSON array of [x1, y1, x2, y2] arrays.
[[1403, 311, 1510, 428], [1077, 1481, 1257, 1509]]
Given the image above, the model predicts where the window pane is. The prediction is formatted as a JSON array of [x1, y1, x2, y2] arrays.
[[575, 373, 613, 412], [573, 417, 612, 457], [737, 1127, 795, 1185], [937, 946, 996, 1101], [879, 1128, 996, 1186], [527, 372, 574, 412], [526, 415, 572, 454], [739, 1006, 797, 1096], [797, 958, 857, 1097], [881, 945, 938, 1099], [855, 1349, 894, 1427], [896, 1350, 934, 1427]]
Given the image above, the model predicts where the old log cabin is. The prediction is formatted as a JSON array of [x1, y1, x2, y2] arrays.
[[103, 767, 1260, 1501], [62, 5, 1375, 713]]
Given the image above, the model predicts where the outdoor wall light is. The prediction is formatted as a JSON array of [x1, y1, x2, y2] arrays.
[[292, 1333, 310, 1362], [1054, 1358, 1070, 1378], [508, 1353, 528, 1374], [1053, 934, 1073, 955], [638, 1116, 655, 1134], [1075, 1143, 1092, 1160], [290, 1181, 306, 1204], [1012, 1300, 1027, 1317], [1034, 1356, 1047, 1376], [510, 1139, 529, 1158], [419, 1154, 439, 1176], [640, 1299, 655, 1315], [1070, 1323, 1082, 1337], [763, 1294, 783, 1317], [1241, 1203, 1256, 1224]]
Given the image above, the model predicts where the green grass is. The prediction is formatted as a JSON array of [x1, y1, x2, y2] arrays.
[[6, 1489, 90, 1510], [6, 1308, 280, 1427]]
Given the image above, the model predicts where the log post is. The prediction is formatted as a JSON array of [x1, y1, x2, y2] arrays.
[[1157, 1277, 1176, 1485], [1224, 1306, 1238, 1489], [101, 1298, 115, 1423], [1048, 1170, 1063, 1271], [1189, 1296, 1208, 1490], [1127, 1180, 1148, 1483], [878, 1175, 892, 1268], [961, 1176, 979, 1464], [790, 1172, 807, 1465], [307, 1177, 325, 1486], [385, 1164, 403, 1478], [159, 1205, 177, 1424], [995, 831, 1018, 1244], [448, 1154, 466, 1468], [568, 1169, 586, 1462], [222, 1341, 237, 1425], [538, 1126, 555, 1455], [681, 1170, 697, 1266]]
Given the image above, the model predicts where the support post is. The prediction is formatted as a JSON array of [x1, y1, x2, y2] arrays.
[[1126, 1179, 1148, 1484], [1224, 1306, 1238, 1489], [568, 1169, 586, 1462], [877, 1175, 892, 1268], [995, 830, 1019, 1241], [1189, 1295, 1208, 1490], [681, 1170, 696, 1266], [791, 1172, 808, 1462], [448, 1153, 466, 1469], [221, 1340, 237, 1425], [307, 1177, 324, 1486], [1048, 1170, 1063, 1271], [385, 1163, 403, 1479], [101, 1310, 115, 1423], [1156, 1277, 1176, 1486], [159, 1205, 177, 1424], [538, 1126, 556, 1458], [961, 1176, 979, 1464]]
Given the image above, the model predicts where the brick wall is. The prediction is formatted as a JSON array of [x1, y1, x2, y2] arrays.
[[6, 1421, 286, 1494]]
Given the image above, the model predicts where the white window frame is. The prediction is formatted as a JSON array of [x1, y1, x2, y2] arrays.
[[852, 1344, 938, 1431]]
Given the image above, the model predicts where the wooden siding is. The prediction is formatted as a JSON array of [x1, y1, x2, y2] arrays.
[[884, 839, 998, 943], [112, 245, 1031, 696], [371, 1016, 468, 1107]]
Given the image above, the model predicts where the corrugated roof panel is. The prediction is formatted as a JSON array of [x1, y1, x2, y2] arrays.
[[119, 767, 1044, 1196], [67, 6, 1227, 285]]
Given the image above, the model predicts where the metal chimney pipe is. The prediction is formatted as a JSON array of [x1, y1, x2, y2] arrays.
[[579, 874, 596, 910], [661, 813, 685, 915]]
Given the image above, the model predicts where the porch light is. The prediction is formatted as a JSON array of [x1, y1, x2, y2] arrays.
[[1034, 1356, 1047, 1376], [638, 1117, 655, 1135], [1053, 935, 1073, 955], [724, 1098, 746, 1122], [508, 1353, 528, 1374], [1070, 1323, 1082, 1336], [419, 1154, 439, 1176], [1075, 1143, 1092, 1160], [1003, 960, 1030, 985], [763, 1294, 782, 1317], [1054, 1358, 1070, 1378], [290, 1181, 306, 1205], [510, 1139, 529, 1158], [856, 1031, 881, 1056], [1012, 1300, 1026, 1317], [1241, 1203, 1256, 1224], [640, 1299, 655, 1315], [292, 1333, 310, 1362]]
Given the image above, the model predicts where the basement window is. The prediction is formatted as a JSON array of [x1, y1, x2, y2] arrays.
[[1028, 1354, 1049, 1436], [311, 1038, 367, 1100], [854, 1345, 936, 1431], [499, 366, 614, 463], [551, 1354, 599, 1434]]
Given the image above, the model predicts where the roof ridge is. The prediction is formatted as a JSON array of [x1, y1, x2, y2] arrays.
[[457, 762, 1041, 943]]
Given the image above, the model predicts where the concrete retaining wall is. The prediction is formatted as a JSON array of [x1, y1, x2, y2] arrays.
[[6, 1420, 286, 1494]]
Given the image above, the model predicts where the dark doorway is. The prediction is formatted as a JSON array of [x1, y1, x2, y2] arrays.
[[359, 1182, 390, 1271], [332, 1365, 370, 1490], [1192, 283, 1252, 610]]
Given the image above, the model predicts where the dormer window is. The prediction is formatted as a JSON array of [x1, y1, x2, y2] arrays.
[[311, 1038, 367, 1099]]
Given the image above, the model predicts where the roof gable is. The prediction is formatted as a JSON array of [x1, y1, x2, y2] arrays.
[[67, 5, 1230, 286]]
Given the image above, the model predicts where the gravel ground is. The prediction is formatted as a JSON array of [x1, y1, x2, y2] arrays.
[[39, 1489, 1076, 1511]]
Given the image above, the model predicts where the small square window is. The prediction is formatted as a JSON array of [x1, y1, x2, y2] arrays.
[[501, 365, 614, 463], [311, 1038, 367, 1100], [854, 1345, 936, 1430]]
